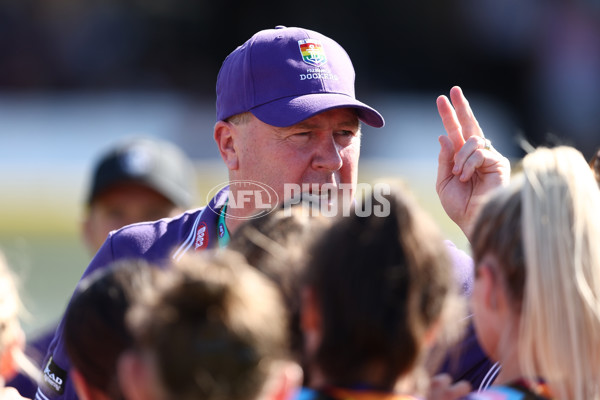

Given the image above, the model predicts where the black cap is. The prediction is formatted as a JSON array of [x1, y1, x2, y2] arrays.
[[87, 137, 196, 208]]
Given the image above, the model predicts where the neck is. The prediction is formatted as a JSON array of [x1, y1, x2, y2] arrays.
[[492, 328, 525, 385], [224, 214, 244, 237]]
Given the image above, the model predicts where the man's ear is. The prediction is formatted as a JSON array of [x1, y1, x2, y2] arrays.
[[214, 121, 239, 171], [81, 212, 95, 253]]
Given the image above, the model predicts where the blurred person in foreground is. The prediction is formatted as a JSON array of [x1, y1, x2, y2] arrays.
[[82, 137, 196, 253], [9, 137, 195, 398], [118, 251, 301, 400], [62, 260, 162, 400], [36, 26, 510, 400], [298, 188, 469, 400], [0, 251, 41, 399], [228, 203, 333, 376], [463, 146, 600, 399]]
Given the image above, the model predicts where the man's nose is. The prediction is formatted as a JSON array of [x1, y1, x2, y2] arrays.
[[311, 134, 343, 172]]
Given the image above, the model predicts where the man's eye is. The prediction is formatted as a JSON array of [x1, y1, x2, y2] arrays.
[[336, 130, 355, 137]]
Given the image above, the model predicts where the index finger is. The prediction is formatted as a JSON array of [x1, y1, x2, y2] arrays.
[[437, 94, 466, 154], [449, 86, 484, 140]]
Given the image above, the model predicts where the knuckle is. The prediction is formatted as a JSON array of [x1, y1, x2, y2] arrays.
[[465, 136, 478, 145]]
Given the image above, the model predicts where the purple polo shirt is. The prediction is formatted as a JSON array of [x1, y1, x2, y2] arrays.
[[34, 187, 492, 400], [34, 188, 227, 400]]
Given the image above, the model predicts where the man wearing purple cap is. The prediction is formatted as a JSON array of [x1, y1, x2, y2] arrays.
[[34, 26, 509, 400]]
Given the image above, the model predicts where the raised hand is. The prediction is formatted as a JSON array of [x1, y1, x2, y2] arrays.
[[436, 86, 511, 240]]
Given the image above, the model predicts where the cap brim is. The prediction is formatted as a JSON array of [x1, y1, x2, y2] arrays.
[[250, 93, 385, 128]]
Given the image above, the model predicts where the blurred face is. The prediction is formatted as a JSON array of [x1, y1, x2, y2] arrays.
[[228, 108, 361, 219], [83, 183, 182, 254]]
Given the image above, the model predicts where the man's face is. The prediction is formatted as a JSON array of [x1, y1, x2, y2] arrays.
[[83, 183, 182, 254], [230, 108, 361, 213]]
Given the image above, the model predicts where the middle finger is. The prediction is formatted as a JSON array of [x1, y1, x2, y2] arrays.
[[450, 86, 483, 140]]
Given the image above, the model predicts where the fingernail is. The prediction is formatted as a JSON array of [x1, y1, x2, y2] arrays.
[[453, 165, 459, 174]]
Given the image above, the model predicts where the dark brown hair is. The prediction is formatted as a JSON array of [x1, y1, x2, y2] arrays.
[[305, 188, 456, 389], [229, 205, 331, 365], [126, 250, 289, 400], [63, 259, 160, 399]]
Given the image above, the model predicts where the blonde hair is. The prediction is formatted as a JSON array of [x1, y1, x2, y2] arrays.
[[0, 251, 40, 386], [473, 146, 600, 399]]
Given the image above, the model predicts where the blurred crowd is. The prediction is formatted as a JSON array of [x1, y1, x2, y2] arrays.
[[1, 0, 599, 157]]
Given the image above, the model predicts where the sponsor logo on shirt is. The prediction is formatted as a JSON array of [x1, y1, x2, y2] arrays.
[[195, 222, 209, 250], [43, 356, 67, 395]]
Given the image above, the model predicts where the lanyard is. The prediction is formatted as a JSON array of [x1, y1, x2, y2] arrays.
[[217, 202, 230, 248]]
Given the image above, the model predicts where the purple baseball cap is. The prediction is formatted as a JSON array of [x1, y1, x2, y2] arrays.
[[216, 26, 384, 128]]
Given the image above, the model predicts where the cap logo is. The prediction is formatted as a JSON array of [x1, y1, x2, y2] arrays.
[[298, 39, 327, 67], [43, 356, 67, 395]]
